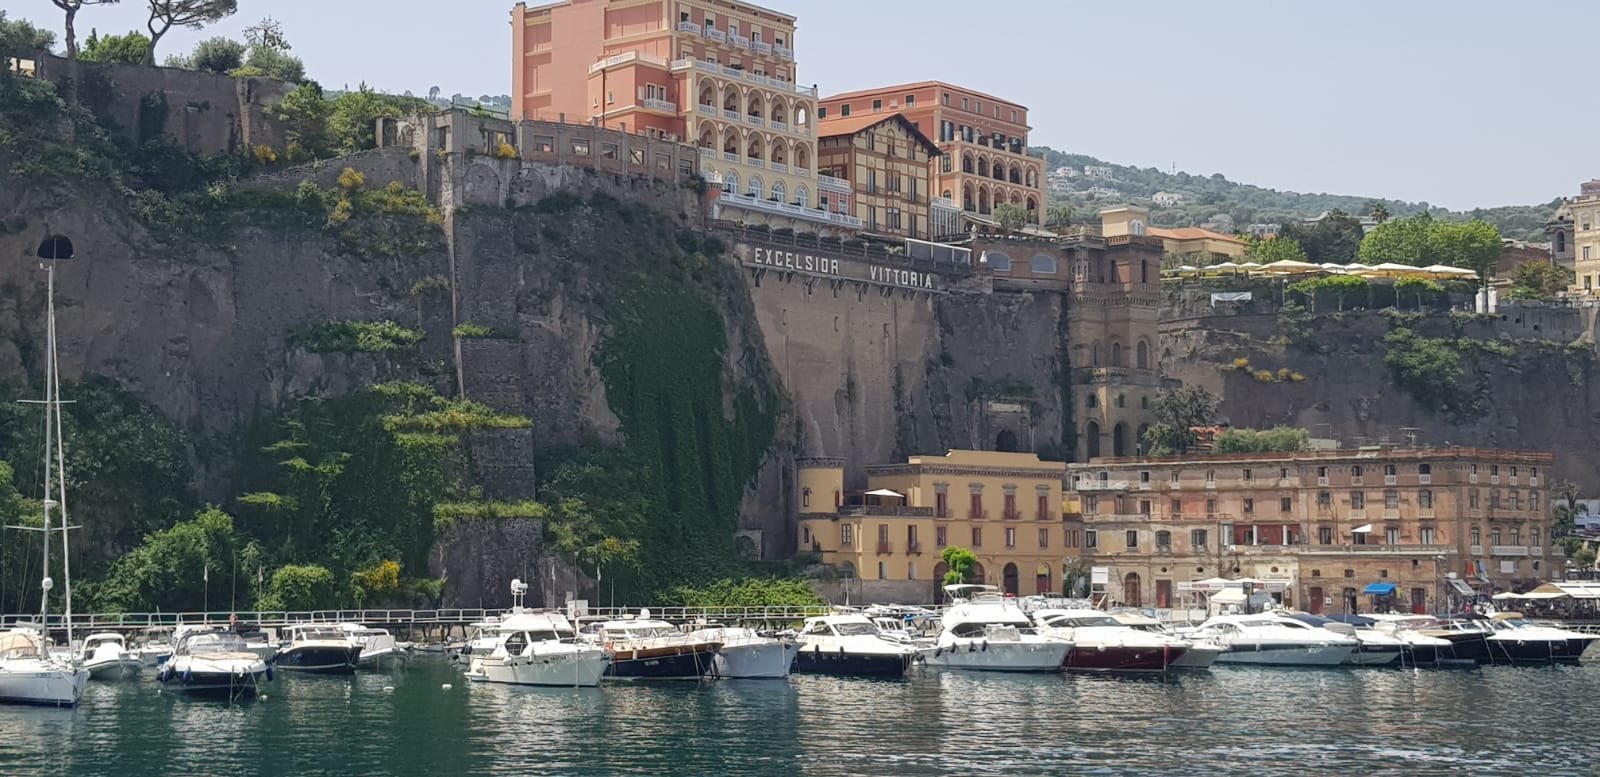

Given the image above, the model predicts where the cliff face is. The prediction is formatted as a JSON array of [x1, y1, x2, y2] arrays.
[[1161, 305, 1600, 492]]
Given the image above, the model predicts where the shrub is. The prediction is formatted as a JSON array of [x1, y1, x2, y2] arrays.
[[495, 140, 518, 159], [337, 167, 365, 190], [289, 320, 424, 353], [1232, 357, 1251, 371], [251, 144, 278, 165], [1253, 369, 1275, 383], [188, 37, 246, 74]]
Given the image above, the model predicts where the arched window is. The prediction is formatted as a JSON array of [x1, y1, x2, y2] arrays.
[[793, 184, 809, 207], [1084, 420, 1101, 459], [746, 92, 765, 119], [1086, 394, 1098, 408], [1136, 341, 1149, 370], [1030, 254, 1056, 274], [1129, 219, 1147, 236], [962, 152, 974, 174], [793, 143, 810, 170], [747, 174, 762, 198], [746, 134, 764, 162], [723, 171, 738, 195], [1091, 343, 1100, 366], [722, 84, 740, 113], [962, 183, 974, 211], [1111, 342, 1123, 367], [1558, 231, 1567, 253], [977, 157, 989, 177], [1113, 422, 1128, 457], [771, 179, 785, 202]]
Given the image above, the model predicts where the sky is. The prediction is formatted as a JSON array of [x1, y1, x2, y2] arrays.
[[12, 0, 1596, 210]]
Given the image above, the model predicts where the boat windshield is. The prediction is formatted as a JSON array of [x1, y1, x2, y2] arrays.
[[1042, 614, 1120, 628], [294, 628, 346, 641], [605, 625, 677, 640], [831, 622, 880, 637], [181, 632, 249, 654], [527, 629, 575, 642]]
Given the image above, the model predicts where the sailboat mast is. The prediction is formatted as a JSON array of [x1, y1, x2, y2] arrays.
[[37, 261, 55, 623], [48, 261, 74, 649]]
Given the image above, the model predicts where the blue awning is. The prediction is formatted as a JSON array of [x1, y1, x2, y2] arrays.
[[1363, 582, 1398, 596]]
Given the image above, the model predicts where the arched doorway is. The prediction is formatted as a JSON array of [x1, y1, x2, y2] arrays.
[[1112, 422, 1128, 457], [1035, 564, 1051, 594], [995, 429, 1018, 452], [1002, 563, 1019, 596], [1123, 572, 1142, 607], [1085, 421, 1101, 459], [970, 562, 986, 585], [932, 561, 950, 600], [1136, 423, 1150, 455]]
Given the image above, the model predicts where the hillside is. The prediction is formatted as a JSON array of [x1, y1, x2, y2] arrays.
[[1037, 147, 1559, 241]]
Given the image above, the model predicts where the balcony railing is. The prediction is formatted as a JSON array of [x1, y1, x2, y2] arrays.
[[1533, 546, 1545, 557], [875, 542, 893, 554], [793, 168, 809, 177], [717, 190, 863, 228], [719, 64, 743, 78], [643, 97, 677, 113], [730, 34, 750, 49], [754, 40, 772, 54], [1296, 544, 1454, 555], [677, 21, 701, 34], [817, 174, 851, 193], [931, 195, 958, 210], [969, 510, 988, 521], [774, 45, 793, 60], [722, 151, 737, 162], [1470, 544, 1483, 555], [1492, 545, 1529, 557], [837, 505, 934, 517], [746, 157, 764, 168], [1003, 510, 1020, 521], [587, 51, 668, 74], [723, 109, 740, 121], [704, 28, 726, 42], [743, 71, 767, 86], [746, 114, 764, 126], [907, 540, 923, 554], [697, 103, 716, 115], [1419, 474, 1432, 485], [769, 162, 788, 173], [1076, 480, 1131, 492], [697, 147, 714, 158]]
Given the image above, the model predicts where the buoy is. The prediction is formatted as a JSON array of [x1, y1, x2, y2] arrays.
[[383, 686, 395, 692], [441, 683, 453, 690]]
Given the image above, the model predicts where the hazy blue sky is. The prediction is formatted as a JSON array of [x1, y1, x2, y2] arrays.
[[14, 0, 1594, 209]]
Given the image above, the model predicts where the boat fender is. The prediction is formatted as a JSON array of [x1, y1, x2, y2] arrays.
[[265, 665, 274, 682], [968, 642, 976, 653], [982, 641, 988, 652], [158, 666, 170, 684], [181, 668, 192, 685]]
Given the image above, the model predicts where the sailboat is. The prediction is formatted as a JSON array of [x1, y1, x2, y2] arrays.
[[0, 235, 89, 706]]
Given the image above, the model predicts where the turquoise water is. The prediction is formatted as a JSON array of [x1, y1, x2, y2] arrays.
[[1, 658, 1596, 775]]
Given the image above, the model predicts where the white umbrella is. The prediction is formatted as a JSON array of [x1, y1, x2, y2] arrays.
[[1261, 259, 1321, 272], [1209, 261, 1242, 270], [1422, 264, 1477, 277], [1368, 262, 1425, 277], [864, 488, 904, 498]]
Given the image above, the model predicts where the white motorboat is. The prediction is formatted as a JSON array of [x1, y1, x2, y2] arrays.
[[337, 624, 405, 669], [231, 622, 280, 663], [1033, 609, 1190, 672], [274, 624, 362, 674], [454, 617, 504, 665], [1110, 611, 1224, 668], [1363, 615, 1466, 664], [793, 614, 921, 677], [1282, 614, 1401, 666], [465, 606, 611, 687], [920, 585, 1071, 673], [1188, 614, 1357, 666], [133, 627, 176, 667], [158, 628, 270, 700], [685, 626, 798, 679], [79, 632, 143, 680], [0, 628, 88, 707], [582, 613, 722, 680]]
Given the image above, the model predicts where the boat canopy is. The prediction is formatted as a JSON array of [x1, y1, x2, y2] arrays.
[[1362, 582, 1398, 595]]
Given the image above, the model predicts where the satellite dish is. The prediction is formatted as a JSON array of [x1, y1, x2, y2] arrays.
[[510, 579, 528, 595], [41, 576, 53, 592], [35, 235, 74, 261]]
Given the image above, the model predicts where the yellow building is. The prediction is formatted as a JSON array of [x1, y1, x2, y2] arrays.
[[1099, 205, 1247, 267], [798, 450, 1072, 602], [1569, 180, 1600, 292]]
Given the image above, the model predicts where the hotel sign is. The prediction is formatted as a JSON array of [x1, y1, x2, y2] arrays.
[[745, 245, 944, 292]]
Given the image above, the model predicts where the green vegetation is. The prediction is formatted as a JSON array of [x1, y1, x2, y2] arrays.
[[1288, 274, 1369, 311], [1357, 214, 1501, 282], [288, 320, 424, 354], [1279, 210, 1364, 264], [1142, 386, 1219, 455], [79, 29, 150, 64], [1382, 328, 1478, 419], [1243, 235, 1308, 264], [1506, 262, 1574, 301], [0, 11, 56, 55], [940, 546, 978, 585], [88, 506, 253, 612], [452, 322, 518, 340], [1212, 427, 1310, 454], [258, 563, 336, 611], [660, 578, 825, 608], [994, 203, 1030, 233]]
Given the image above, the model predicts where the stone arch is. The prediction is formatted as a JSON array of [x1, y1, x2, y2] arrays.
[[962, 183, 974, 211], [1113, 422, 1129, 457], [941, 189, 952, 199], [793, 142, 810, 170], [1136, 340, 1150, 370], [1084, 420, 1102, 459], [977, 156, 989, 177], [722, 83, 741, 113], [1110, 341, 1123, 367], [770, 179, 785, 202], [698, 79, 718, 109], [995, 429, 1019, 452], [723, 170, 739, 195], [793, 183, 809, 207], [771, 139, 788, 167], [746, 134, 765, 162], [510, 166, 548, 201], [839, 560, 856, 578], [770, 97, 789, 125], [1002, 563, 1020, 596], [1008, 163, 1020, 184], [1026, 167, 1037, 187], [793, 105, 809, 127], [746, 91, 765, 120], [462, 163, 502, 206], [747, 173, 763, 198], [1129, 219, 1147, 236], [962, 152, 974, 173], [722, 126, 741, 155], [970, 562, 987, 585], [977, 186, 991, 214], [1026, 196, 1037, 217], [697, 124, 716, 149], [993, 157, 1005, 180], [1009, 190, 1023, 204]]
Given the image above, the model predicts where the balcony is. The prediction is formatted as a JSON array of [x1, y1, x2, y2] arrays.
[[875, 542, 893, 555], [587, 51, 667, 74], [1419, 474, 1432, 485], [723, 109, 740, 121], [770, 119, 788, 132], [697, 103, 716, 115], [837, 505, 934, 517], [1076, 480, 1131, 492], [1003, 510, 1021, 521], [817, 174, 851, 193], [754, 40, 772, 54], [769, 162, 788, 173], [730, 34, 750, 49], [704, 27, 726, 42], [1532, 546, 1545, 557], [642, 97, 677, 113], [745, 157, 764, 168], [793, 168, 809, 178], [722, 151, 737, 162], [719, 64, 743, 78], [746, 114, 764, 126], [1299, 544, 1454, 556], [742, 70, 767, 86], [907, 540, 923, 555], [1492, 545, 1529, 557], [1471, 545, 1483, 555], [969, 510, 988, 521], [932, 195, 958, 210], [774, 44, 794, 60], [1385, 475, 1397, 485], [717, 190, 863, 228], [697, 147, 714, 158], [677, 21, 701, 34]]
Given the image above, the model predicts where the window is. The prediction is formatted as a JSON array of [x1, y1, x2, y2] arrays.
[[961, 96, 969, 111], [1385, 527, 1400, 545], [1065, 530, 1079, 548], [840, 104, 851, 117], [878, 561, 887, 579], [1085, 530, 1098, 549], [1420, 527, 1436, 544], [936, 525, 948, 547], [1037, 491, 1050, 521], [1191, 529, 1208, 548], [1280, 467, 1290, 481], [1344, 569, 1355, 578], [1206, 498, 1216, 516], [817, 106, 827, 119], [1491, 528, 1501, 545], [1005, 528, 1017, 548], [1083, 495, 1098, 515], [1170, 499, 1181, 517], [1125, 530, 1139, 549], [935, 488, 949, 518], [905, 94, 916, 107], [1140, 471, 1151, 486], [971, 527, 983, 547], [908, 561, 917, 580], [886, 208, 901, 230], [1351, 492, 1366, 510], [1471, 527, 1481, 544], [970, 487, 984, 520], [1530, 491, 1539, 511], [1351, 465, 1363, 478], [801, 526, 810, 545], [1086, 394, 1097, 408], [801, 488, 811, 508], [872, 98, 882, 112], [1318, 527, 1333, 545], [1470, 489, 1480, 509], [877, 523, 890, 551], [1510, 491, 1520, 510], [1242, 498, 1254, 514], [1170, 471, 1180, 486], [1116, 394, 1126, 408], [1205, 470, 1216, 487], [1280, 497, 1292, 513], [1419, 489, 1433, 509], [1038, 528, 1049, 548], [1242, 468, 1253, 483], [1385, 490, 1399, 509], [1510, 528, 1521, 545], [1156, 530, 1171, 549], [840, 524, 853, 546], [1318, 491, 1331, 506], [942, 92, 950, 106], [1530, 527, 1540, 547], [906, 524, 918, 552], [1010, 109, 1018, 122], [1003, 488, 1018, 520]]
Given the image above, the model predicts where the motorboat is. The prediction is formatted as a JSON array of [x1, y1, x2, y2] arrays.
[[454, 616, 503, 665], [273, 624, 362, 674], [336, 624, 405, 669], [1110, 612, 1224, 668], [582, 611, 721, 680], [1283, 614, 1401, 666], [1342, 615, 1459, 666], [231, 621, 280, 662], [0, 628, 88, 706], [1483, 614, 1599, 664], [158, 628, 271, 700], [465, 606, 610, 687], [1033, 608, 1189, 672], [919, 585, 1071, 673], [793, 614, 920, 677], [863, 605, 937, 648], [1188, 614, 1357, 666], [133, 627, 176, 667], [78, 632, 143, 680], [1411, 617, 1496, 664], [684, 626, 798, 679]]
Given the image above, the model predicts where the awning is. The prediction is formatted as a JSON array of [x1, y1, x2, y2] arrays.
[[1446, 578, 1476, 597], [1352, 524, 1373, 534], [1363, 582, 1397, 595], [864, 488, 904, 498]]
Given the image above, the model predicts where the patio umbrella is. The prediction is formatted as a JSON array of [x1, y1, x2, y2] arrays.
[[1421, 264, 1478, 278], [1261, 259, 1321, 274]]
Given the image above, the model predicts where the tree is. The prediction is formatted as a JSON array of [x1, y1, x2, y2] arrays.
[[78, 28, 148, 64], [661, 578, 823, 607], [1289, 273, 1368, 311], [272, 81, 332, 159], [182, 35, 243, 73], [1140, 423, 1185, 456], [1394, 277, 1444, 311], [144, 0, 238, 65], [1428, 219, 1501, 286], [260, 564, 336, 610], [91, 506, 245, 612], [0, 11, 57, 58], [427, 85, 440, 102], [940, 546, 977, 585], [1212, 427, 1310, 454], [1280, 209, 1364, 264], [1573, 547, 1597, 571], [1243, 235, 1308, 264], [1046, 202, 1073, 230], [236, 44, 303, 82], [242, 16, 288, 52], [994, 203, 1029, 233], [1149, 386, 1219, 454], [1358, 212, 1434, 266], [1369, 202, 1390, 224], [50, 0, 118, 59]]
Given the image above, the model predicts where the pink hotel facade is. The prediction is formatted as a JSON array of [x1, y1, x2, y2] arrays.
[[512, 0, 862, 233]]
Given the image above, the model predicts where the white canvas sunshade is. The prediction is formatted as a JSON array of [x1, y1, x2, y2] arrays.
[[864, 488, 904, 498]]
